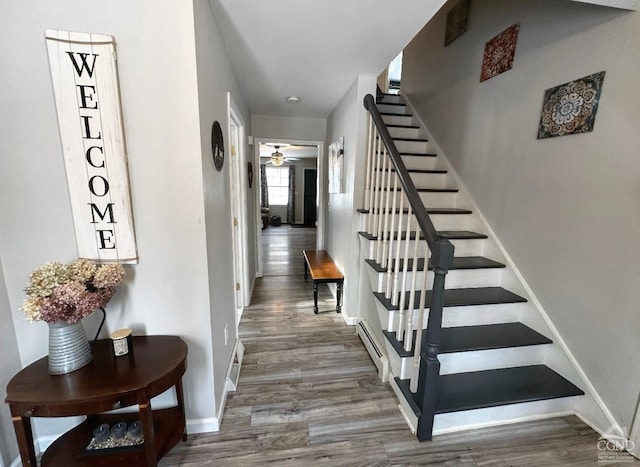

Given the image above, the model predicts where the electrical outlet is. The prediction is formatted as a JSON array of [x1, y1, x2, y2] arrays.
[[224, 323, 229, 346]]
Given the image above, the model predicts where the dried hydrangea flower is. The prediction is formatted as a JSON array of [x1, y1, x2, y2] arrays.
[[69, 259, 97, 284], [93, 263, 125, 288]]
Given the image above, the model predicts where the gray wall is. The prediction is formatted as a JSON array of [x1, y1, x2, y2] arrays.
[[0, 259, 21, 464], [0, 0, 248, 442], [403, 0, 640, 430], [193, 0, 253, 413], [326, 75, 377, 321]]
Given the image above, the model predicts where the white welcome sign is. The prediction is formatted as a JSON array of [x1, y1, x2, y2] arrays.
[[46, 30, 137, 263]]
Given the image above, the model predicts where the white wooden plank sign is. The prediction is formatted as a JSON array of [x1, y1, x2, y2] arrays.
[[45, 29, 138, 263]]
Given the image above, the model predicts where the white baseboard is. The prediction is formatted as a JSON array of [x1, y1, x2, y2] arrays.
[[186, 416, 220, 434]]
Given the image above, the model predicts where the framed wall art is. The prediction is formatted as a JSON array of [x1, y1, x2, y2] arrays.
[[444, 0, 469, 46], [480, 23, 520, 82], [328, 137, 344, 194], [537, 71, 606, 139]]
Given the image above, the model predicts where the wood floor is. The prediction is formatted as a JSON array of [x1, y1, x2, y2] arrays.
[[160, 226, 637, 466]]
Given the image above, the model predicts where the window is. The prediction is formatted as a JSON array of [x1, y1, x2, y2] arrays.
[[265, 167, 289, 205]]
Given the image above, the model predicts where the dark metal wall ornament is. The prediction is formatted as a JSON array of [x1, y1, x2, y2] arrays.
[[211, 121, 224, 171], [248, 161, 254, 188]]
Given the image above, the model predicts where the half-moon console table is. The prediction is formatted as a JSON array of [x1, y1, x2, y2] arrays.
[[5, 335, 188, 466]]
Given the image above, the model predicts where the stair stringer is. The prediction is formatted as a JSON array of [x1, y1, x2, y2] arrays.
[[400, 91, 620, 438]]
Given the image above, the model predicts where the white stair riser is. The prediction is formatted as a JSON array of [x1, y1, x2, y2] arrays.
[[432, 397, 580, 436], [358, 213, 480, 240], [388, 126, 422, 139], [389, 345, 547, 381], [377, 95, 404, 105], [401, 156, 440, 171], [377, 103, 410, 115], [417, 191, 459, 208], [375, 300, 527, 334], [375, 171, 449, 189], [409, 172, 449, 188], [382, 114, 414, 126], [395, 140, 428, 153], [369, 267, 504, 292]]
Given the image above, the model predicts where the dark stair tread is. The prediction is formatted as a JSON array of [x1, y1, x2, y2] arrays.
[[375, 187, 459, 193], [396, 365, 584, 417], [378, 168, 447, 174], [376, 101, 407, 107], [438, 230, 488, 240], [400, 152, 437, 157], [386, 124, 420, 129], [380, 111, 413, 117], [377, 153, 438, 158], [377, 137, 429, 143], [437, 365, 585, 413], [374, 286, 527, 311], [357, 207, 472, 215], [383, 322, 552, 357], [365, 256, 505, 273]]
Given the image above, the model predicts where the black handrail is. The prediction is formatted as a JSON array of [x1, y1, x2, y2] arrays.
[[363, 94, 454, 267], [363, 93, 454, 441]]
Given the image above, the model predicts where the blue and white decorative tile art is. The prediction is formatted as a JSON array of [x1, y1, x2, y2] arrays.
[[537, 71, 606, 139]]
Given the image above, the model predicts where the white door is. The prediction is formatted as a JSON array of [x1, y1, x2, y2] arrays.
[[227, 94, 248, 321]]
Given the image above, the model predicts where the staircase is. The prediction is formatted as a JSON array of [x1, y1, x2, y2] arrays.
[[357, 92, 584, 441]]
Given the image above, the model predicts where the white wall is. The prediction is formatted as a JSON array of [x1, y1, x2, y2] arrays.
[[193, 0, 253, 418], [0, 0, 232, 441], [251, 115, 327, 143], [325, 75, 377, 322], [403, 0, 640, 431], [0, 259, 21, 464]]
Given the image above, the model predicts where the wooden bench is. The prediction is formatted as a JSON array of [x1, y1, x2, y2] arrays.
[[303, 250, 344, 314]]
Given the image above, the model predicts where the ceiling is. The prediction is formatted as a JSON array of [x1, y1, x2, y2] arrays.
[[207, 0, 448, 118], [259, 143, 319, 160], [207, 1, 637, 120]]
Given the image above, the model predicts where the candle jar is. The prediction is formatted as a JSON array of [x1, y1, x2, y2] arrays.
[[92, 423, 110, 444], [110, 328, 132, 357], [127, 420, 143, 441], [111, 421, 127, 440]]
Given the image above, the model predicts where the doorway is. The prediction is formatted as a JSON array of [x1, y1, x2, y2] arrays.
[[227, 93, 249, 322], [254, 139, 324, 278], [303, 168, 317, 226]]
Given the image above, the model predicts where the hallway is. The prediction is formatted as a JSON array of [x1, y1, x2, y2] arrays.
[[160, 226, 630, 466]]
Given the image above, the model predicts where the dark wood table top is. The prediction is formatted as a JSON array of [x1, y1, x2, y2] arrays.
[[303, 250, 344, 281], [5, 335, 187, 417]]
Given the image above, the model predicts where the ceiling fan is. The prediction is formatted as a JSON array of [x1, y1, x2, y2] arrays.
[[261, 144, 302, 166]]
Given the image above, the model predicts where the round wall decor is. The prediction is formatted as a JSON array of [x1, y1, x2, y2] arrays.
[[211, 121, 224, 171]]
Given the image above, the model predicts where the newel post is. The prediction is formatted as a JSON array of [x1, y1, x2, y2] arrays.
[[416, 238, 454, 441]]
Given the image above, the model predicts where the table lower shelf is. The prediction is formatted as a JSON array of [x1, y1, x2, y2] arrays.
[[41, 407, 185, 466]]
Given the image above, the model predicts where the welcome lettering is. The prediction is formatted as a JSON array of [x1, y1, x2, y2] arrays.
[[67, 51, 116, 250]]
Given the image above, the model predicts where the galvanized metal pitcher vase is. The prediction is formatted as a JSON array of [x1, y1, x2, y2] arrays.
[[48, 320, 92, 375]]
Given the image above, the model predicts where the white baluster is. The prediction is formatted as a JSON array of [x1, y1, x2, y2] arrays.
[[385, 174, 399, 298], [410, 240, 431, 392], [375, 148, 389, 264], [397, 206, 413, 342], [404, 226, 421, 353], [391, 192, 405, 307]]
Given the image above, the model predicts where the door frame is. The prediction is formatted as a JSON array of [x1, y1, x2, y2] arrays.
[[227, 93, 250, 318], [254, 137, 325, 278]]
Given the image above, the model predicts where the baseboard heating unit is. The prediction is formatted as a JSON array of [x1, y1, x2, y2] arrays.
[[356, 319, 389, 382]]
